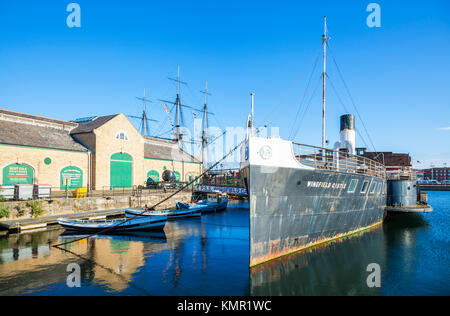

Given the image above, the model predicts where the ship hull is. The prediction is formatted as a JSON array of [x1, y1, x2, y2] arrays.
[[242, 165, 387, 267]]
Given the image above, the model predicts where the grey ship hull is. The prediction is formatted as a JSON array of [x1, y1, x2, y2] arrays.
[[242, 165, 386, 267]]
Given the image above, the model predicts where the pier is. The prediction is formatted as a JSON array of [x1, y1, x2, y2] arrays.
[[418, 184, 450, 191], [385, 205, 433, 214], [0, 208, 128, 234], [0, 190, 192, 233]]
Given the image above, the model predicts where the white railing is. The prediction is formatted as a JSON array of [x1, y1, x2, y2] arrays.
[[292, 143, 386, 179], [386, 168, 417, 181]]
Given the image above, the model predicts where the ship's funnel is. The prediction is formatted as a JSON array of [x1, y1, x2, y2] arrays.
[[336, 114, 356, 155], [340, 114, 355, 132]]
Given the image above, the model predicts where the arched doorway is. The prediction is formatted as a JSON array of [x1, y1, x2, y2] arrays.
[[110, 153, 132, 188]]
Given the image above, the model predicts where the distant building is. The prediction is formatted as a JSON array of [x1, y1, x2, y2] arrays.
[[416, 170, 425, 180], [356, 148, 413, 178], [0, 109, 202, 190], [356, 148, 449, 182], [419, 167, 449, 182]]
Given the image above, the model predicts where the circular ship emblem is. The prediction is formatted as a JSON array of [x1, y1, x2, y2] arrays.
[[259, 146, 272, 160]]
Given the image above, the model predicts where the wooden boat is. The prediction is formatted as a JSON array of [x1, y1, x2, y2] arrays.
[[125, 202, 206, 219], [57, 214, 167, 233], [195, 193, 229, 213]]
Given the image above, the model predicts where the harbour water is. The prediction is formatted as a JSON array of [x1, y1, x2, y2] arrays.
[[0, 192, 449, 296]]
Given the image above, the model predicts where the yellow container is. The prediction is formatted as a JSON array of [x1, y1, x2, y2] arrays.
[[73, 187, 87, 198]]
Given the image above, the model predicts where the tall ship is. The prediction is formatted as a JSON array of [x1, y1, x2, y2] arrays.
[[240, 17, 387, 267]]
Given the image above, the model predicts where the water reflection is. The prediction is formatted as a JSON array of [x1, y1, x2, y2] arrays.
[[0, 195, 446, 296], [59, 232, 169, 292], [0, 204, 250, 295], [250, 208, 441, 296], [0, 229, 169, 294], [250, 227, 387, 296]]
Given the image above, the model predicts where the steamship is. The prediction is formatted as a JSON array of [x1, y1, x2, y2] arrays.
[[240, 18, 387, 267]]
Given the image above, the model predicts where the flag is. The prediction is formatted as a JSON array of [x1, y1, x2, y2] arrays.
[[163, 103, 174, 127]]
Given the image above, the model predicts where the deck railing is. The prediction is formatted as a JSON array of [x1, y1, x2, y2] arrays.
[[292, 143, 386, 179], [386, 168, 418, 181]]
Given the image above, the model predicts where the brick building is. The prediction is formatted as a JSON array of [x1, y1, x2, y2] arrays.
[[421, 167, 449, 182], [356, 148, 413, 177], [0, 109, 202, 191]]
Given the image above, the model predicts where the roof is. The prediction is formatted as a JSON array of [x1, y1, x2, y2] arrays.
[[362, 152, 411, 167], [0, 119, 88, 152], [144, 140, 200, 163], [0, 109, 78, 127], [70, 114, 118, 134]]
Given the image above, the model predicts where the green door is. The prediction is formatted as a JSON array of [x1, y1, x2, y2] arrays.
[[110, 153, 132, 188]]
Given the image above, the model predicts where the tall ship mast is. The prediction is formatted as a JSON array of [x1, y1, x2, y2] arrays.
[[159, 66, 215, 167], [158, 65, 189, 144], [201, 81, 210, 169], [173, 65, 183, 143], [322, 16, 330, 150], [240, 17, 387, 267]]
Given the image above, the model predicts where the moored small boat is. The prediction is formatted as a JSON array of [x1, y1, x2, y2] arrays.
[[57, 214, 167, 233], [125, 202, 205, 219], [195, 193, 229, 213]]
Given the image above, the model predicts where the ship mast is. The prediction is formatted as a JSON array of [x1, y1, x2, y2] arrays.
[[142, 88, 148, 137], [322, 16, 330, 151], [251, 92, 255, 135], [201, 81, 209, 169], [159, 65, 188, 143], [175, 65, 181, 143], [134, 88, 158, 137]]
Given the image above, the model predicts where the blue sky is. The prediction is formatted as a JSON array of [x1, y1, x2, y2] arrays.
[[0, 0, 449, 168]]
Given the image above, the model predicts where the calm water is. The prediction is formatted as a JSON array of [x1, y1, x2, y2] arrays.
[[0, 192, 449, 296]]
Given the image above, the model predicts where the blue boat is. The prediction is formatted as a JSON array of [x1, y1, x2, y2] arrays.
[[125, 202, 206, 219], [57, 214, 167, 233], [195, 193, 229, 213]]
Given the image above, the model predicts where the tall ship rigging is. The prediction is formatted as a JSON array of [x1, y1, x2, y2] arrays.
[[157, 65, 214, 170], [240, 17, 387, 267]]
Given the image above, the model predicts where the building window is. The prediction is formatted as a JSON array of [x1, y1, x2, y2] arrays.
[[115, 132, 128, 141]]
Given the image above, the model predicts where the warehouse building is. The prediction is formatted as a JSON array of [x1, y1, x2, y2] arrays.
[[356, 148, 413, 174], [0, 109, 202, 191]]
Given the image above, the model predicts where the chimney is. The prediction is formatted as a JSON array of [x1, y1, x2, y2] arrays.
[[339, 114, 356, 155]]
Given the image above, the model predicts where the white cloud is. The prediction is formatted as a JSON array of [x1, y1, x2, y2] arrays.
[[438, 127, 450, 130]]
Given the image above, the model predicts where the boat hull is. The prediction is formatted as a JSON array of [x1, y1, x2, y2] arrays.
[[197, 198, 229, 213], [125, 208, 202, 219], [58, 216, 167, 233], [242, 165, 387, 267]]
